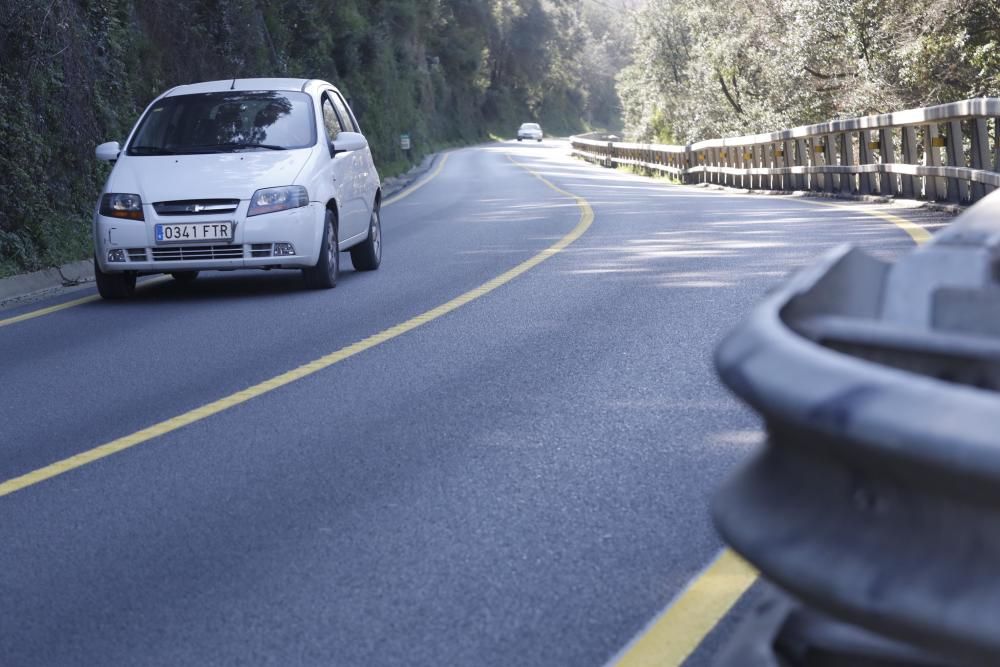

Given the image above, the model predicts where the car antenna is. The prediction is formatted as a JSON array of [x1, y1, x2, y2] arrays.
[[230, 77, 237, 90]]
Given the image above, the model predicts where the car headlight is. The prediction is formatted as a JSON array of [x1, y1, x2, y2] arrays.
[[100, 193, 144, 220], [247, 186, 309, 217]]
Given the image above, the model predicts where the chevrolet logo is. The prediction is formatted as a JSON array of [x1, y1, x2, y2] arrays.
[[188, 204, 205, 212]]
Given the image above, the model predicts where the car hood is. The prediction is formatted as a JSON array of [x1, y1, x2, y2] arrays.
[[108, 148, 315, 203]]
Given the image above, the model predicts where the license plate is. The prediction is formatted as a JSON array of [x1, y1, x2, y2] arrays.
[[155, 222, 233, 243]]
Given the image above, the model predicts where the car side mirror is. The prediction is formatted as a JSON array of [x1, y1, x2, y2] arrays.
[[330, 132, 368, 156], [96, 141, 121, 162]]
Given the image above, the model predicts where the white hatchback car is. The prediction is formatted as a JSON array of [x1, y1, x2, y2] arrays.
[[93, 78, 381, 298], [517, 123, 543, 142]]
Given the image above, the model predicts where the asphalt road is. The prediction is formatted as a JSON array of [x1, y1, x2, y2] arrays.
[[0, 141, 947, 666]]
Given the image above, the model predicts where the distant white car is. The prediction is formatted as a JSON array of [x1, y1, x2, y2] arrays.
[[92, 77, 382, 298], [517, 123, 543, 142]]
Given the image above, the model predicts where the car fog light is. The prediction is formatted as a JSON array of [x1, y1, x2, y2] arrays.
[[107, 248, 127, 263], [274, 242, 296, 256]]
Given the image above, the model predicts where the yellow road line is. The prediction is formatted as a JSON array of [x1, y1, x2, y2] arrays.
[[0, 276, 172, 329], [797, 197, 932, 245], [382, 152, 451, 205], [0, 153, 452, 330], [610, 550, 758, 667], [0, 293, 101, 329], [0, 151, 593, 498]]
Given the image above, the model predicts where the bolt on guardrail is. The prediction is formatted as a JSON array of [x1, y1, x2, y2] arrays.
[[572, 99, 1000, 205]]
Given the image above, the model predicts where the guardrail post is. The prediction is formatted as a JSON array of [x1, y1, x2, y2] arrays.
[[946, 119, 969, 203], [771, 143, 779, 190], [722, 146, 730, 188], [802, 139, 811, 191], [971, 118, 992, 199], [732, 145, 739, 188], [859, 129, 874, 195], [923, 124, 942, 201], [762, 144, 771, 190], [995, 117, 1000, 173], [737, 145, 745, 189], [751, 145, 760, 190], [839, 132, 854, 194], [821, 135, 833, 193], [775, 141, 785, 191], [879, 127, 898, 196], [745, 144, 752, 190], [901, 126, 918, 198]]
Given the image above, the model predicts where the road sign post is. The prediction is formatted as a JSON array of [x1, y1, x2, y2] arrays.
[[401, 133, 412, 161]]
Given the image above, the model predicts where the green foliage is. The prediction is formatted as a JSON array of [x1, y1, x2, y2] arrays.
[[0, 0, 623, 277], [619, 0, 1000, 143]]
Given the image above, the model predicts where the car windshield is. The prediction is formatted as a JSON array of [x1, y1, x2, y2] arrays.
[[520, 123, 540, 130], [127, 91, 316, 155]]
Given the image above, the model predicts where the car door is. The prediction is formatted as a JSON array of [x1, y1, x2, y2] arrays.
[[320, 94, 365, 243], [330, 90, 376, 225]]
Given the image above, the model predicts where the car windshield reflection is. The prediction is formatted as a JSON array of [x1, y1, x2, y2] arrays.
[[126, 91, 316, 156]]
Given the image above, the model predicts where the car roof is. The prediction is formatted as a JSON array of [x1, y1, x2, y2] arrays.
[[162, 78, 334, 97]]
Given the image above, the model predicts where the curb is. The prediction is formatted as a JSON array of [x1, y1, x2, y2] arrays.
[[380, 152, 440, 199], [0, 152, 444, 306], [0, 260, 95, 302]]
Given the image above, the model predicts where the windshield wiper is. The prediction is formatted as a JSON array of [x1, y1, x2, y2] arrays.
[[231, 143, 287, 151], [129, 146, 176, 155], [177, 142, 287, 153]]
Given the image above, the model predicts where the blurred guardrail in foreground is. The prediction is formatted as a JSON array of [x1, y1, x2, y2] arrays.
[[572, 99, 1000, 205], [710, 188, 1000, 665]]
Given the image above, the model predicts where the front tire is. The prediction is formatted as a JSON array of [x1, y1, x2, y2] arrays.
[[350, 206, 382, 271], [303, 209, 339, 289], [94, 256, 136, 299]]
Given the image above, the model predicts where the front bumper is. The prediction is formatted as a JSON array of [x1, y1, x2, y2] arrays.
[[94, 201, 325, 273]]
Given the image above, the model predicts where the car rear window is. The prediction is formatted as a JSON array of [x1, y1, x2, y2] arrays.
[[127, 91, 317, 155]]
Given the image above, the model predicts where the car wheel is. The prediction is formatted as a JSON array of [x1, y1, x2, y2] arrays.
[[537, 138, 542, 142], [303, 209, 339, 289], [94, 256, 136, 299], [170, 270, 199, 285], [517, 137, 522, 142], [350, 205, 382, 271]]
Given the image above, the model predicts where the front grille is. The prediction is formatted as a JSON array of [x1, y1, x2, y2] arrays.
[[126, 248, 147, 262], [153, 199, 240, 216], [152, 245, 244, 261], [250, 243, 272, 258]]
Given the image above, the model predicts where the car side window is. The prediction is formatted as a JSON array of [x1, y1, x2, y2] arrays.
[[321, 97, 343, 142], [330, 92, 358, 133]]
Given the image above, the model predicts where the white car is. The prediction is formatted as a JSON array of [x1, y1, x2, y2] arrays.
[[92, 78, 381, 298], [517, 123, 543, 142]]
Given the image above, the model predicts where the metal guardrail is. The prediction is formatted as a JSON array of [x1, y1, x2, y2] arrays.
[[572, 99, 1000, 204], [711, 189, 1000, 664]]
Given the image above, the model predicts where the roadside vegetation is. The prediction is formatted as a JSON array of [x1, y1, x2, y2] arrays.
[[0, 0, 626, 277], [619, 0, 1000, 143]]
